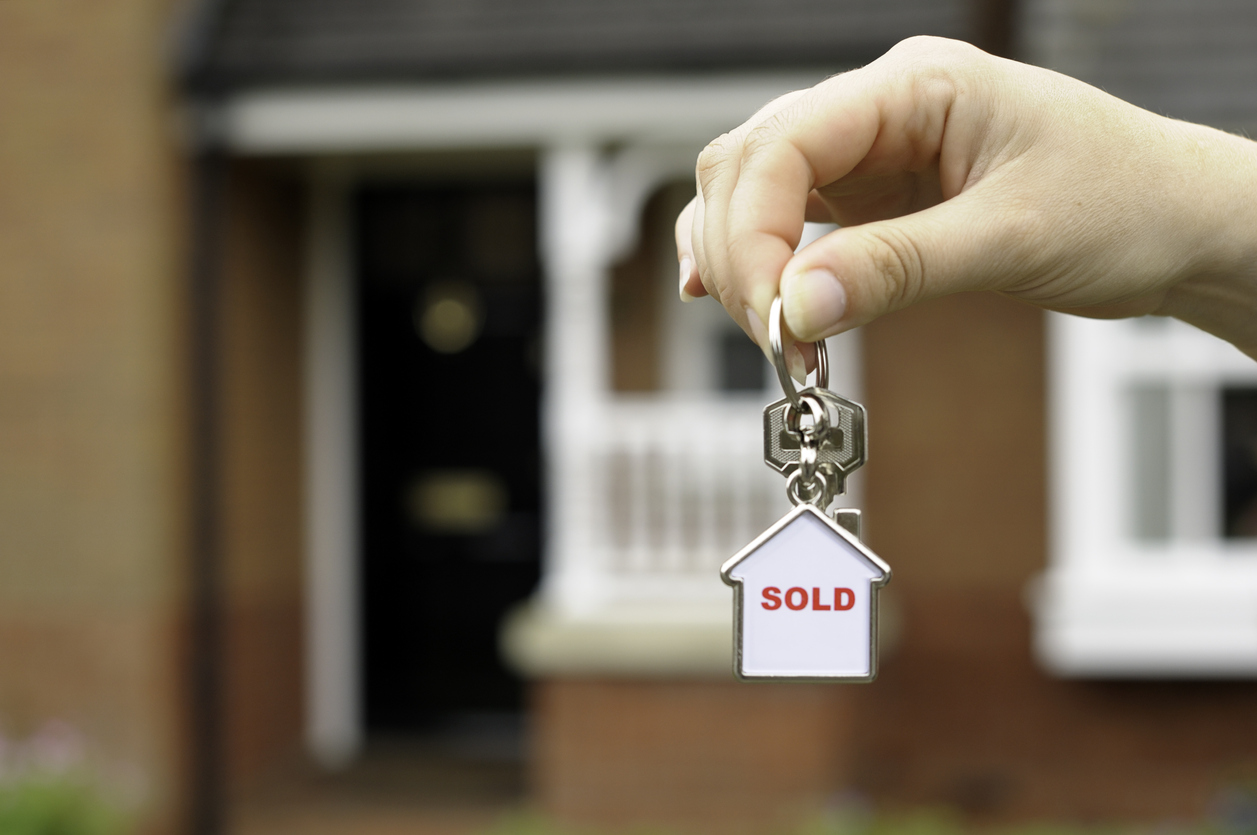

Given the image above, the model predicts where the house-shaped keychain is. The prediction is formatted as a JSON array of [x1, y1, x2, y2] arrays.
[[721, 504, 891, 682]]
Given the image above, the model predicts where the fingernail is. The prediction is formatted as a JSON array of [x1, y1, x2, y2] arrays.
[[782, 268, 847, 339], [787, 345, 807, 384], [679, 259, 695, 302], [744, 306, 769, 358]]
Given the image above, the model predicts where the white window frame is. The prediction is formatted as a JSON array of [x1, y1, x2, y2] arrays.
[[1034, 313, 1257, 677]]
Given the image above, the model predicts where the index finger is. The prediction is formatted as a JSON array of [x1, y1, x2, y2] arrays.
[[720, 39, 973, 326]]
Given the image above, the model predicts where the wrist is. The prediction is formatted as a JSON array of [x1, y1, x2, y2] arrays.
[[1157, 122, 1257, 357]]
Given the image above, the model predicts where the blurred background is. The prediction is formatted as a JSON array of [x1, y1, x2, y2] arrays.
[[5, 0, 1257, 833]]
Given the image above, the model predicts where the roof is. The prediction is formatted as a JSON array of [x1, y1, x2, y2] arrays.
[[1023, 0, 1257, 130], [721, 504, 891, 584], [183, 0, 972, 92]]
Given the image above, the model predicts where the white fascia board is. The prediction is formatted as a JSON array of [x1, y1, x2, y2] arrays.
[[220, 71, 833, 155], [1032, 563, 1257, 677]]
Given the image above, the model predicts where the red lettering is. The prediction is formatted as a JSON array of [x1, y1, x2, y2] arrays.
[[761, 586, 782, 610], [785, 587, 808, 610], [761, 585, 857, 612]]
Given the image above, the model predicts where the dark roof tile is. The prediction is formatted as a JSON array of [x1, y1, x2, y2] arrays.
[[191, 0, 972, 89], [1025, 0, 1257, 129]]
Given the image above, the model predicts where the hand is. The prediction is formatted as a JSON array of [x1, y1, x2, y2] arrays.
[[676, 36, 1257, 364]]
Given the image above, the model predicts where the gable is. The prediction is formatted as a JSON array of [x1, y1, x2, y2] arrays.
[[722, 505, 889, 584]]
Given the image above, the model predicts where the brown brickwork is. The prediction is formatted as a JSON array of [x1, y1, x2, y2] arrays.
[[220, 160, 306, 794], [533, 679, 853, 831], [863, 292, 1048, 596], [0, 5, 310, 830], [0, 0, 189, 830], [856, 293, 1257, 823], [850, 589, 1257, 821]]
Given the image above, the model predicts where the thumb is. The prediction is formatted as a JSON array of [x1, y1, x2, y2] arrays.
[[780, 190, 1017, 340]]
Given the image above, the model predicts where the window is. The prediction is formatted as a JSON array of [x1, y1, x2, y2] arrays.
[[1034, 315, 1257, 676]]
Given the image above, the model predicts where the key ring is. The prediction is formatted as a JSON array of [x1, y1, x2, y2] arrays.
[[785, 467, 831, 508], [769, 296, 828, 411], [784, 392, 830, 440]]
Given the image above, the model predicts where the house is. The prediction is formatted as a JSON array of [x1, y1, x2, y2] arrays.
[[176, 0, 972, 827], [721, 504, 891, 681], [7, 0, 1257, 833]]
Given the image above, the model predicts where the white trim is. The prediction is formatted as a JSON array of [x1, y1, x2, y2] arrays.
[[537, 145, 613, 617], [1034, 314, 1257, 677], [302, 170, 361, 766], [220, 72, 831, 155]]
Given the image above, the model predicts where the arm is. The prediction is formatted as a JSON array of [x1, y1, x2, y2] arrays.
[[675, 36, 1257, 368]]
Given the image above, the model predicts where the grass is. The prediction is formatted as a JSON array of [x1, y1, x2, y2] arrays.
[[0, 775, 124, 835], [475, 809, 1242, 835], [0, 722, 128, 835]]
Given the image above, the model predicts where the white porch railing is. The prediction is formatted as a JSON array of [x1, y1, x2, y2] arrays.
[[506, 395, 792, 677], [541, 394, 792, 618], [592, 397, 786, 578]]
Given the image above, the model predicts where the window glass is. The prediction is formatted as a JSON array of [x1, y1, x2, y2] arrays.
[[1128, 383, 1171, 541], [719, 330, 767, 392], [1223, 388, 1257, 538]]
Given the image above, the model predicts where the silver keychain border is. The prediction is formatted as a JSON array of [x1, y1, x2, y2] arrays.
[[720, 502, 891, 683]]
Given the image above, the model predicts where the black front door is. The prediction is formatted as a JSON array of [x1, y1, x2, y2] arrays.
[[356, 181, 543, 736]]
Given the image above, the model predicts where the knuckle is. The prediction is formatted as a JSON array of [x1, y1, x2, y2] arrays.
[[862, 226, 927, 310], [740, 118, 784, 165], [696, 134, 737, 193], [887, 34, 936, 58], [722, 233, 757, 273], [700, 270, 724, 304], [741, 108, 812, 180], [883, 36, 985, 97], [743, 89, 805, 129], [889, 34, 980, 62]]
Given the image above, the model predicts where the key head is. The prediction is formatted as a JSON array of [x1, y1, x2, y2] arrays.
[[763, 389, 867, 484]]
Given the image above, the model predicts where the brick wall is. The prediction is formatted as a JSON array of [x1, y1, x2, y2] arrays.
[[534, 679, 853, 830], [0, 0, 189, 829], [856, 294, 1257, 822], [220, 161, 306, 794]]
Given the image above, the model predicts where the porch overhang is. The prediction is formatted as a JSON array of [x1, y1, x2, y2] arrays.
[[210, 72, 834, 156]]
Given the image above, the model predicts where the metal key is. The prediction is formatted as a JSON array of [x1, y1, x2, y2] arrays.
[[720, 296, 888, 685], [763, 387, 867, 496]]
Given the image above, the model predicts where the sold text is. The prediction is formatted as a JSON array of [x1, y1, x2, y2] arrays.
[[761, 586, 855, 611]]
